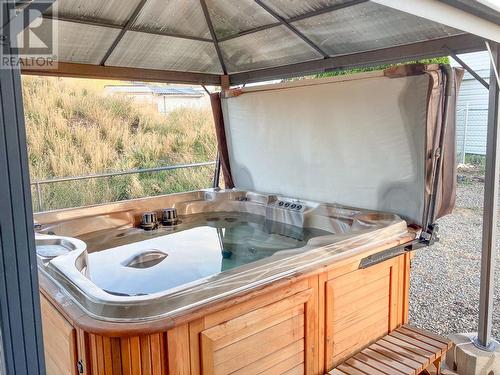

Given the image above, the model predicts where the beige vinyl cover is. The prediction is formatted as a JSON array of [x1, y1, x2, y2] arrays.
[[220, 68, 459, 226]]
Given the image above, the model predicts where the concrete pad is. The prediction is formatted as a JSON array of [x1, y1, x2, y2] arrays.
[[446, 333, 500, 375]]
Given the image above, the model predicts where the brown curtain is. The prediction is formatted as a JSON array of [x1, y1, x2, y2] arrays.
[[386, 64, 464, 225], [209, 92, 234, 188], [422, 66, 464, 224], [434, 68, 464, 219]]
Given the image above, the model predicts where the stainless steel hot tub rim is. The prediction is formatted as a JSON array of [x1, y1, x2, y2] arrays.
[[35, 189, 410, 322]]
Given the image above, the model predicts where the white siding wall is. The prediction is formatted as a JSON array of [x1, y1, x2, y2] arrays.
[[105, 85, 210, 115], [156, 95, 210, 114], [452, 51, 490, 158]]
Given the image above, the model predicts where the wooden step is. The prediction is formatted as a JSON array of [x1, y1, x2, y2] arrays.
[[328, 325, 452, 375]]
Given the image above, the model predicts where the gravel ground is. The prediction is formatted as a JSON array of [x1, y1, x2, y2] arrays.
[[409, 172, 500, 338]]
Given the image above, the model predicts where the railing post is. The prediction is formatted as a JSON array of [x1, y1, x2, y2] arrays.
[[35, 182, 43, 212]]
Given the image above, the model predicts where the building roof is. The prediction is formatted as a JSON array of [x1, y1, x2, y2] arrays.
[[150, 86, 204, 96], [105, 84, 204, 96], [20, 0, 500, 85]]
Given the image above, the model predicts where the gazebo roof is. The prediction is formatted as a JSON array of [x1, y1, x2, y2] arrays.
[[21, 0, 500, 85]]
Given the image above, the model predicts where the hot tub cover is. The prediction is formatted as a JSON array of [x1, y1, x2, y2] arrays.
[[217, 65, 463, 227]]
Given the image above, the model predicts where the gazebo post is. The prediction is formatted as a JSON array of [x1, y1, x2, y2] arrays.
[[476, 41, 500, 351]]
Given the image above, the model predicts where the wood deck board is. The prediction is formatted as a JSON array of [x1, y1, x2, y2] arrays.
[[377, 337, 431, 366], [384, 335, 436, 361], [398, 327, 448, 351], [345, 357, 389, 375], [369, 343, 423, 372], [328, 325, 452, 375], [402, 326, 452, 348], [389, 331, 442, 357], [355, 352, 408, 375], [362, 347, 416, 374]]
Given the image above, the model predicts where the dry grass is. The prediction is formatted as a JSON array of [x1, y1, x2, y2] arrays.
[[22, 76, 217, 211]]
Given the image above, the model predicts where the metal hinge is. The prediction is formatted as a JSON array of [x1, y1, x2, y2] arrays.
[[77, 360, 84, 374], [420, 223, 439, 246]]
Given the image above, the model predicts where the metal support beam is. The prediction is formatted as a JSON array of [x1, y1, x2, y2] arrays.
[[220, 74, 230, 90], [230, 33, 485, 85], [218, 22, 280, 42], [288, 0, 368, 22], [200, 85, 210, 95], [100, 0, 148, 66], [371, 0, 500, 43], [200, 0, 227, 74], [33, 0, 367, 48], [21, 61, 222, 85], [486, 41, 500, 88], [219, 0, 368, 43], [451, 53, 489, 90], [42, 14, 213, 43], [438, 0, 500, 26], [476, 41, 500, 351], [254, 0, 330, 58], [0, 3, 46, 373]]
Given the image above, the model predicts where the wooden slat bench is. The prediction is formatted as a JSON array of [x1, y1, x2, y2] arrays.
[[328, 325, 452, 375]]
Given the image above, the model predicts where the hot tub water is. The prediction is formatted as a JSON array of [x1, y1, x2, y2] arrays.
[[82, 212, 331, 296]]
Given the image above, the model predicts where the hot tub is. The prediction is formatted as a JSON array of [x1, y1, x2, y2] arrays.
[[34, 68, 459, 374], [35, 189, 409, 322]]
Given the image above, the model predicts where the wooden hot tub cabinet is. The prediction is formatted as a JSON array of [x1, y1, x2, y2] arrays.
[[39, 234, 413, 375]]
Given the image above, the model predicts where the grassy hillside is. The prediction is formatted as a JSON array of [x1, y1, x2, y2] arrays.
[[22, 76, 217, 211]]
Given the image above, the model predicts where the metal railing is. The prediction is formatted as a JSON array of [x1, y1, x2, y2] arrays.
[[30, 161, 217, 212]]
